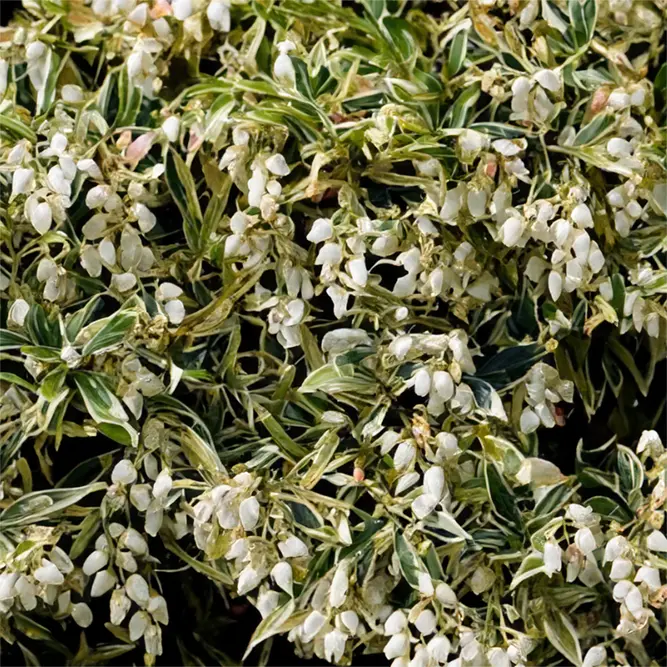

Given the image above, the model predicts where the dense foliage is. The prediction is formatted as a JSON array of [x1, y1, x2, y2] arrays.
[[0, 0, 666, 665]]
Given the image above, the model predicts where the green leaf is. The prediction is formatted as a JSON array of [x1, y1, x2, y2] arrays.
[[115, 66, 142, 127], [0, 484, 106, 529], [165, 148, 204, 252], [423, 510, 472, 542], [300, 431, 339, 489], [470, 122, 528, 138], [340, 518, 385, 560], [0, 329, 31, 350], [82, 310, 137, 356], [616, 445, 644, 494], [568, 0, 597, 48], [394, 529, 429, 590], [299, 364, 376, 395], [484, 461, 523, 530], [510, 553, 547, 590], [573, 113, 614, 146], [36, 49, 61, 115], [244, 601, 304, 660], [254, 404, 308, 459], [476, 344, 544, 388], [0, 115, 38, 143], [65, 296, 102, 341], [382, 17, 416, 63], [25, 304, 61, 348], [72, 372, 138, 446], [585, 495, 633, 522], [447, 30, 468, 78], [544, 608, 583, 666], [445, 83, 480, 128], [0, 372, 37, 392]]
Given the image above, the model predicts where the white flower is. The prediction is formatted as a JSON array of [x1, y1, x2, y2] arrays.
[[8, 299, 30, 327], [112, 460, 137, 485], [427, 636, 451, 663], [534, 69, 560, 92], [498, 216, 523, 246], [413, 368, 431, 397], [435, 582, 457, 608], [271, 562, 293, 595], [520, 407, 540, 434], [0, 573, 18, 601], [415, 609, 436, 635], [394, 441, 415, 471], [459, 129, 488, 153], [71, 602, 93, 628], [164, 299, 185, 325], [110, 588, 131, 625], [603, 536, 628, 564], [78, 158, 103, 179], [324, 628, 347, 663], [133, 203, 157, 233], [83, 549, 109, 575], [543, 541, 562, 576], [385, 610, 407, 635], [326, 285, 349, 318], [634, 566, 661, 591], [302, 610, 326, 641], [12, 168, 34, 197], [91, 570, 116, 597], [647, 529, 667, 552], [306, 217, 333, 243], [239, 497, 260, 530], [238, 566, 262, 595], [171, 0, 192, 20], [161, 116, 180, 142], [340, 610, 359, 634], [574, 527, 597, 555], [125, 574, 150, 607], [0, 59, 8, 97], [316, 242, 342, 266], [571, 203, 593, 228], [347, 257, 368, 286], [265, 154, 290, 176], [274, 40, 296, 83], [609, 558, 633, 581], [47, 165, 71, 196], [111, 272, 137, 292], [493, 139, 523, 157], [432, 371, 454, 401], [207, 0, 231, 31], [34, 559, 64, 585], [637, 429, 663, 455], [582, 646, 606, 667], [440, 184, 465, 222], [278, 535, 308, 558], [257, 590, 280, 618], [384, 632, 409, 660], [607, 137, 633, 158], [329, 560, 348, 608]]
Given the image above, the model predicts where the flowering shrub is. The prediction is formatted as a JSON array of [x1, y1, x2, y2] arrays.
[[0, 0, 666, 665]]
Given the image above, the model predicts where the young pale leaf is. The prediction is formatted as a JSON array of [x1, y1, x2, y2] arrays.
[[544, 609, 583, 666]]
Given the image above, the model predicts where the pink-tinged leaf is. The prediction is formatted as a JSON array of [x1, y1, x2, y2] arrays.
[[126, 132, 155, 163]]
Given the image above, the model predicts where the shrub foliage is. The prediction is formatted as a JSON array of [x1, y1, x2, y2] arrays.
[[0, 0, 666, 665]]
